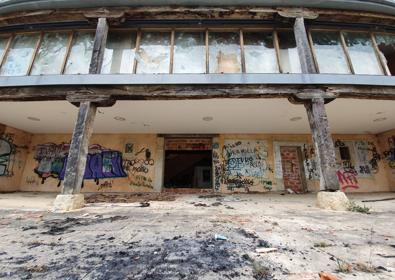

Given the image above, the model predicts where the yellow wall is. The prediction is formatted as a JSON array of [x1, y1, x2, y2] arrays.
[[377, 129, 395, 191], [0, 126, 393, 193]]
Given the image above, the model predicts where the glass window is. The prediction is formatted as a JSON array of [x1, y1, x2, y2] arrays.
[[0, 33, 40, 76], [136, 32, 171, 74], [311, 31, 351, 74], [277, 31, 301, 73], [209, 32, 241, 73], [243, 32, 279, 73], [64, 32, 94, 74], [375, 33, 395, 75], [0, 36, 10, 63], [343, 32, 383, 75], [101, 32, 136, 74], [173, 32, 205, 74], [31, 32, 70, 75]]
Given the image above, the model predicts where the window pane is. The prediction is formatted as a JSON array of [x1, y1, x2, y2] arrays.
[[64, 32, 94, 74], [0, 33, 40, 76], [0, 36, 9, 62], [101, 32, 136, 74], [243, 32, 278, 73], [311, 31, 351, 74], [375, 33, 395, 75], [277, 31, 301, 73], [343, 32, 383, 75], [31, 32, 69, 75], [209, 32, 241, 73], [173, 32, 205, 74], [136, 32, 171, 74]]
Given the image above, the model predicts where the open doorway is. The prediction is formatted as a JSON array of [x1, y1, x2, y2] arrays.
[[164, 138, 213, 189], [280, 146, 307, 193]]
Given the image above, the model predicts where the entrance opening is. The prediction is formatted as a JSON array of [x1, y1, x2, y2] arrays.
[[280, 146, 307, 193], [164, 137, 213, 189]]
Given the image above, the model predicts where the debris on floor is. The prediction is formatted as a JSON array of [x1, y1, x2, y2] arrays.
[[85, 192, 176, 203]]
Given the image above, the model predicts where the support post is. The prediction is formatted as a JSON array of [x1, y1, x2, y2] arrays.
[[153, 137, 165, 192], [304, 98, 340, 191], [294, 17, 317, 74], [54, 18, 108, 211]]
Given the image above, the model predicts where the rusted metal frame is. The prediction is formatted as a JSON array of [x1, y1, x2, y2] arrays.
[[132, 29, 141, 74], [60, 31, 74, 74], [370, 32, 391, 76], [26, 31, 43, 75], [339, 31, 356, 74], [0, 34, 13, 71], [169, 29, 175, 74], [239, 29, 246, 73], [273, 30, 283, 73]]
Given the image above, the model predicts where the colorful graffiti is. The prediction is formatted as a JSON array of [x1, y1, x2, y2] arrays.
[[383, 136, 395, 170], [0, 134, 16, 177], [123, 143, 155, 188], [223, 140, 270, 191], [34, 143, 126, 185], [212, 143, 222, 191], [337, 168, 359, 191]]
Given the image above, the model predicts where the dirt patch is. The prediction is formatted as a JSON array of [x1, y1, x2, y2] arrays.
[[85, 192, 176, 204]]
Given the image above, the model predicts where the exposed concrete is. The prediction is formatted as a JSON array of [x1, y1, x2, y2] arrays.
[[53, 194, 85, 212], [316, 191, 350, 211]]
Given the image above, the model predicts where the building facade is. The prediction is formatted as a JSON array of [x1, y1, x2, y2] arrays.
[[0, 0, 395, 196]]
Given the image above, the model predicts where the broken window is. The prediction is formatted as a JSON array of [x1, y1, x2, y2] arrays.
[[243, 32, 279, 73], [276, 31, 302, 73], [173, 32, 206, 73], [31, 32, 70, 75], [311, 31, 351, 74], [0, 33, 40, 76], [101, 32, 136, 74], [343, 32, 383, 75], [136, 32, 171, 74], [64, 32, 94, 74], [209, 32, 241, 73], [375, 33, 395, 75]]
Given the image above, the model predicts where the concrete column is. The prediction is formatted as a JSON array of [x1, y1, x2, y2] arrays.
[[305, 98, 340, 191], [153, 137, 165, 192]]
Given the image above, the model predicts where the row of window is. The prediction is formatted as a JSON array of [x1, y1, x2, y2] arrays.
[[0, 29, 394, 76]]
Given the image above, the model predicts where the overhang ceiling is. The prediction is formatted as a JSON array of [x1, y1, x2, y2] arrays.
[[0, 98, 394, 135]]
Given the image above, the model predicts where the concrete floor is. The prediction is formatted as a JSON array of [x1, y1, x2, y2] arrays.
[[0, 192, 394, 279]]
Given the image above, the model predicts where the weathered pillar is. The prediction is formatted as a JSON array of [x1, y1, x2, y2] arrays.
[[53, 18, 109, 211], [153, 137, 165, 192], [293, 17, 342, 196]]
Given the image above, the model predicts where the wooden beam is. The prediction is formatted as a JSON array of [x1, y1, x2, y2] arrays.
[[294, 17, 317, 74], [89, 17, 108, 74], [304, 98, 340, 191], [62, 101, 96, 194], [0, 123, 5, 136]]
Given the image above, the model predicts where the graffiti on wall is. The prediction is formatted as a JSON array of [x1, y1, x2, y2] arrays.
[[383, 136, 395, 172], [123, 143, 154, 188], [34, 143, 126, 186], [223, 140, 271, 191], [337, 168, 359, 191], [212, 142, 222, 191], [0, 134, 17, 177]]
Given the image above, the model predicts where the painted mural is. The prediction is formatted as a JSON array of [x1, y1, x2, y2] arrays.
[[223, 140, 271, 191], [0, 134, 16, 177], [122, 142, 155, 188], [34, 143, 126, 185]]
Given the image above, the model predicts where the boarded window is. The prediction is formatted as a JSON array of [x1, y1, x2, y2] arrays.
[[311, 31, 351, 74], [173, 32, 206, 73], [243, 32, 279, 73], [31, 32, 70, 75], [136, 32, 171, 74], [209, 32, 241, 73], [277, 31, 301, 73], [101, 32, 136, 74], [64, 32, 94, 74], [375, 34, 395, 75], [343, 32, 383, 75], [0, 33, 40, 76]]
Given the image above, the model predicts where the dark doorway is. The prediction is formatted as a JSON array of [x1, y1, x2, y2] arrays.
[[164, 150, 212, 188]]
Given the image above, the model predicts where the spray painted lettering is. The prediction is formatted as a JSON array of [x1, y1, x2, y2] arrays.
[[337, 168, 359, 191]]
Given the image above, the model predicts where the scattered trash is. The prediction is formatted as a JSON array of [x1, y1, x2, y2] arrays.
[[139, 202, 150, 207], [361, 197, 395, 203], [287, 189, 295, 194], [215, 234, 228, 241], [238, 228, 258, 239], [318, 272, 341, 280], [255, 247, 278, 253]]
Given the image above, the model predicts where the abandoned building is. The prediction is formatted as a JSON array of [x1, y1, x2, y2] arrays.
[[0, 0, 394, 208]]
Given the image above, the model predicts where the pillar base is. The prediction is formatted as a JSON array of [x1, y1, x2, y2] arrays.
[[316, 191, 349, 211], [53, 194, 85, 212]]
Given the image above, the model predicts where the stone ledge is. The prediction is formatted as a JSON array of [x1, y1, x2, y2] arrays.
[[53, 194, 85, 212], [316, 191, 349, 211]]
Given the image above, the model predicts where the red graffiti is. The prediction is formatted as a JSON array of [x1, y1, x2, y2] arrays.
[[337, 168, 359, 191]]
